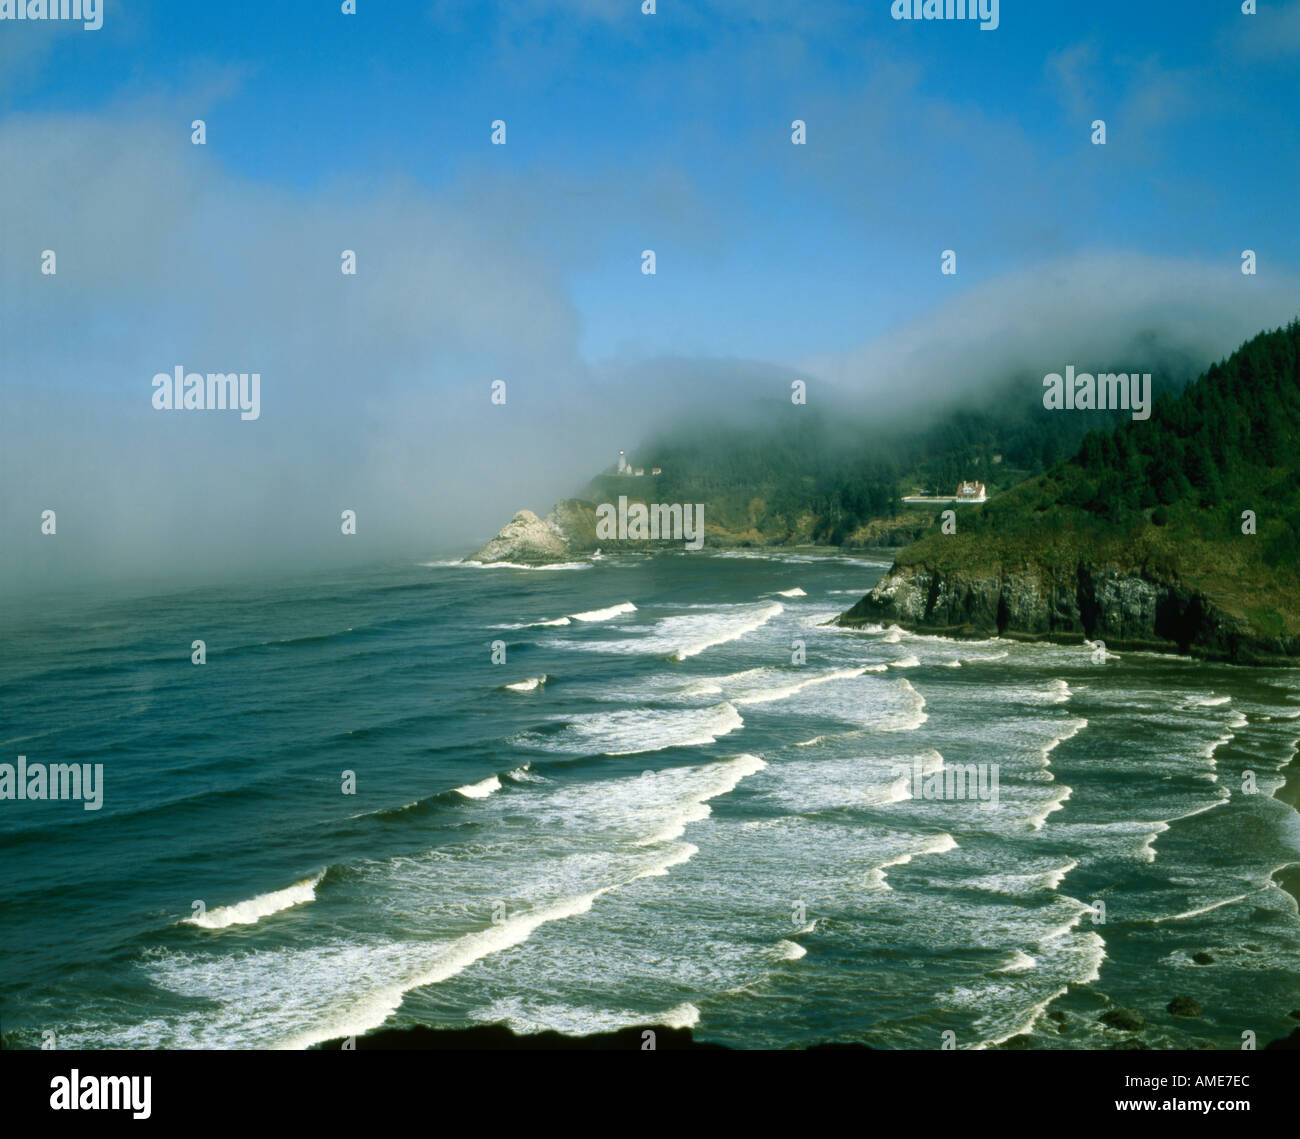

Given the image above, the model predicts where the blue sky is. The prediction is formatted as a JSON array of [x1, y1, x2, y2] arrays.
[[3, 1, 1300, 584], [6, 0, 1298, 362]]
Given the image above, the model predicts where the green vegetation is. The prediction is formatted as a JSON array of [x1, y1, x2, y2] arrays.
[[601, 375, 1135, 546], [894, 321, 1300, 632]]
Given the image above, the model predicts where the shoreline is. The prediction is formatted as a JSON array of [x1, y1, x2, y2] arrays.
[[1272, 742, 1300, 909], [309, 1021, 1300, 1051], [313, 1024, 736, 1050], [833, 614, 1300, 667]]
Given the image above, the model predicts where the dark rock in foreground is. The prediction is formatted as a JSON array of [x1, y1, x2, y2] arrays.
[[1167, 996, 1203, 1017], [1099, 1008, 1147, 1031], [315, 1023, 730, 1050], [1265, 1028, 1300, 1050], [806, 1040, 874, 1051]]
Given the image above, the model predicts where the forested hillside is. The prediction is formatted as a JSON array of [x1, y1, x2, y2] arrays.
[[839, 321, 1300, 660], [600, 373, 1142, 545]]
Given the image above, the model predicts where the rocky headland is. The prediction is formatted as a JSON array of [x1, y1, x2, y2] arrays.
[[837, 558, 1300, 665], [466, 500, 600, 565]]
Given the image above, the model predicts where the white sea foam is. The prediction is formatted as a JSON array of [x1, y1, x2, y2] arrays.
[[815, 676, 928, 732], [78, 575, 1300, 1055], [514, 702, 744, 756], [1156, 891, 1260, 923], [975, 986, 1071, 1048], [1025, 785, 1074, 831], [961, 918, 1107, 1048], [460, 996, 700, 1039], [631, 842, 699, 878], [1064, 931, 1107, 985], [256, 754, 767, 1048], [437, 560, 592, 571], [186, 871, 325, 929], [506, 763, 542, 783], [269, 887, 616, 1049], [455, 775, 502, 799], [762, 751, 926, 814], [147, 764, 748, 1050], [1019, 679, 1071, 704], [1039, 718, 1088, 769], [1204, 731, 1234, 762], [710, 550, 876, 566], [964, 860, 1079, 896], [668, 602, 784, 660], [868, 831, 959, 889], [521, 601, 636, 627], [1038, 860, 1079, 889], [659, 1001, 702, 1027], [556, 601, 783, 661], [1164, 790, 1232, 824], [886, 678, 929, 731], [646, 755, 766, 840], [634, 802, 713, 846], [1051, 817, 1174, 862], [504, 676, 547, 692], [696, 665, 870, 707], [571, 602, 637, 622], [345, 798, 422, 821], [994, 950, 1038, 973], [776, 588, 807, 598]]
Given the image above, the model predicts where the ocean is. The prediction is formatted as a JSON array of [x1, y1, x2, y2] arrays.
[[2, 550, 1298, 1050]]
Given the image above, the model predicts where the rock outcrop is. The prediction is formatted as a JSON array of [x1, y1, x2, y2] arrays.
[[468, 496, 720, 563], [466, 500, 600, 564], [542, 499, 600, 555], [836, 561, 1300, 665], [466, 509, 569, 564], [1099, 1008, 1147, 1032]]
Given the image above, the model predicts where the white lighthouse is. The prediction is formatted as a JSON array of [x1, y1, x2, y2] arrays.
[[617, 450, 628, 474]]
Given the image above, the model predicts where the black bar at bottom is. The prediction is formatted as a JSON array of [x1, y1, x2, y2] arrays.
[[2, 1043, 1294, 1126]]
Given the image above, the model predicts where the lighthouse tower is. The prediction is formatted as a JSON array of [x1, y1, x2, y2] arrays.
[[617, 450, 627, 474]]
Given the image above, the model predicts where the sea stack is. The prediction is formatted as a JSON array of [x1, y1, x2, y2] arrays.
[[466, 500, 600, 565]]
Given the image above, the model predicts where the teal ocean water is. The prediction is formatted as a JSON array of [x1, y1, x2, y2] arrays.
[[2, 551, 1298, 1049]]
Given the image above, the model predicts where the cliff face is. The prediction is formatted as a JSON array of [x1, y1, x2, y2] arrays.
[[837, 561, 1300, 665], [541, 499, 600, 554]]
